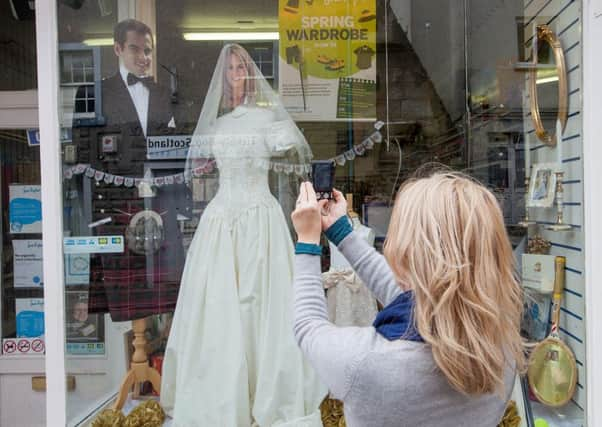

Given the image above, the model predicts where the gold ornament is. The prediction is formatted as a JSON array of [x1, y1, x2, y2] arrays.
[[497, 400, 521, 427], [91, 400, 165, 427], [528, 235, 551, 254], [123, 400, 165, 427], [320, 396, 346, 427], [91, 409, 126, 427]]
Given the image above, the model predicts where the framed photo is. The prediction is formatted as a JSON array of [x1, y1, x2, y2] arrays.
[[526, 163, 558, 208], [362, 202, 392, 241], [65, 290, 104, 352]]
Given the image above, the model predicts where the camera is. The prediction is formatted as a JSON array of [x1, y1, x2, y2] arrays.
[[311, 160, 335, 200]]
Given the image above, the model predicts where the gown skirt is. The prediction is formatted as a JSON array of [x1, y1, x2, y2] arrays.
[[160, 195, 326, 426]]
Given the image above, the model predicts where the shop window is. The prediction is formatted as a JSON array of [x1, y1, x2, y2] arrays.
[[48, 0, 586, 425]]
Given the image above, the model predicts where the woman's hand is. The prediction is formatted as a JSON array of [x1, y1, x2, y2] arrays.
[[321, 188, 348, 231], [292, 182, 329, 244]]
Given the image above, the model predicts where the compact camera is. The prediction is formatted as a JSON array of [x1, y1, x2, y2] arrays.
[[311, 160, 336, 200]]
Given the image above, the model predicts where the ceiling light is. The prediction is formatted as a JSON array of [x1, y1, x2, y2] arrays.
[[536, 76, 559, 85], [82, 38, 114, 46], [183, 32, 279, 41]]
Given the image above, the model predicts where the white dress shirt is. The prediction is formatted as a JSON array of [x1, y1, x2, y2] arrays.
[[120, 64, 150, 136]]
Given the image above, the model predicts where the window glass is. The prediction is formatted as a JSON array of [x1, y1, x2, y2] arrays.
[[0, 130, 44, 425], [0, 2, 36, 90], [1, 130, 42, 340], [55, 0, 585, 425]]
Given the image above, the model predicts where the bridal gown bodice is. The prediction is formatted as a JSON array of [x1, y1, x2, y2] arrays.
[[204, 105, 291, 217]]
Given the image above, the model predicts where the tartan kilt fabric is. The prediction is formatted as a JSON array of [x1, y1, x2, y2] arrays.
[[88, 249, 183, 322], [71, 78, 191, 322], [86, 196, 188, 322]]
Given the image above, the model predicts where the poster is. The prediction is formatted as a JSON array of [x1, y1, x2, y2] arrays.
[[65, 290, 104, 355], [65, 253, 90, 285], [16, 298, 44, 338], [9, 185, 42, 234], [63, 235, 124, 254], [279, 0, 377, 121], [13, 240, 43, 288]]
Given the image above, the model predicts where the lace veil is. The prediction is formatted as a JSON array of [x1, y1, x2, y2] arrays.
[[185, 43, 313, 179]]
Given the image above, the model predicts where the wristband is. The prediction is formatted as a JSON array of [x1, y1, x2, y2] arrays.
[[295, 242, 322, 256], [324, 216, 353, 245]]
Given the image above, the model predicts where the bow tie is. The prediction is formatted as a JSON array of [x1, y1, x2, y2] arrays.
[[127, 73, 152, 86]]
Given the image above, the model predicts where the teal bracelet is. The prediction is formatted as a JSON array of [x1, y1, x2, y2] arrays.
[[325, 216, 353, 245], [295, 242, 322, 256]]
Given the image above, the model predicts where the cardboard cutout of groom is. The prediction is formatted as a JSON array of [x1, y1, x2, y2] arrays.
[[71, 19, 189, 322]]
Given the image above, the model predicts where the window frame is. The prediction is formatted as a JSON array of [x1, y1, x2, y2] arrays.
[[59, 44, 103, 125]]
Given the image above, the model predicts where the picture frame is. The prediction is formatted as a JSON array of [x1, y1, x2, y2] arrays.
[[362, 202, 392, 241], [65, 290, 104, 349], [526, 163, 558, 208]]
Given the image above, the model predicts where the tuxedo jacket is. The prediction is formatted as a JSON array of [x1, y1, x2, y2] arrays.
[[71, 74, 190, 321], [73, 73, 175, 174]]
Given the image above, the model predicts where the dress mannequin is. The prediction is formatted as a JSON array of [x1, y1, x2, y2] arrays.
[[160, 44, 325, 427]]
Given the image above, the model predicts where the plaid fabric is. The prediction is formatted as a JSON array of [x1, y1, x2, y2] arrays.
[[72, 75, 189, 322], [87, 195, 188, 322], [88, 252, 182, 322]]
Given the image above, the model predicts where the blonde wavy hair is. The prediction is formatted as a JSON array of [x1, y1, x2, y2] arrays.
[[383, 171, 525, 396]]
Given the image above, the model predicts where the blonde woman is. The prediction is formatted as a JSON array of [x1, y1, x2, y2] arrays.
[[291, 172, 525, 427]]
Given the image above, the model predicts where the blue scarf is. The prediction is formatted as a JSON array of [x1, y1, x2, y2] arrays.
[[373, 291, 424, 342]]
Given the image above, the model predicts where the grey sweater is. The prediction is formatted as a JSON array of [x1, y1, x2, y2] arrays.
[[293, 231, 515, 427]]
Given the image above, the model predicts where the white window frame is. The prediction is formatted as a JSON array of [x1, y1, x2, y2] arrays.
[[582, 1, 602, 426], [36, 1, 67, 425]]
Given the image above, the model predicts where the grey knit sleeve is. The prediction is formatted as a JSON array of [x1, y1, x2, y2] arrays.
[[293, 253, 379, 400], [337, 231, 402, 306]]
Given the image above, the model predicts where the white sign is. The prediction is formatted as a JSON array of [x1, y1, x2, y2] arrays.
[[65, 254, 90, 285], [522, 254, 556, 294], [13, 240, 43, 288], [2, 338, 45, 355], [146, 135, 192, 160], [63, 236, 124, 254]]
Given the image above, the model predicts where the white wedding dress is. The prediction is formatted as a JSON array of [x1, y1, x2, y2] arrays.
[[161, 105, 326, 426]]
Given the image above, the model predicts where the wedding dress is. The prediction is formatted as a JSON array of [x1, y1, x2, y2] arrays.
[[160, 44, 326, 427]]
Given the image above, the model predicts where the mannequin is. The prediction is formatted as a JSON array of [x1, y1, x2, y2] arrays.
[[70, 19, 189, 409], [70, 19, 188, 322], [160, 44, 326, 427], [324, 194, 378, 327]]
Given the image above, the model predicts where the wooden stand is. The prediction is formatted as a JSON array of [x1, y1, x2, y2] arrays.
[[112, 317, 162, 410], [346, 193, 358, 219]]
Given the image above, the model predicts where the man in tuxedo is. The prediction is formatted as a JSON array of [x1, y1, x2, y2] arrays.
[[71, 19, 189, 322], [77, 19, 176, 169]]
